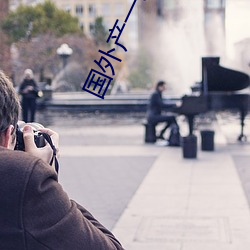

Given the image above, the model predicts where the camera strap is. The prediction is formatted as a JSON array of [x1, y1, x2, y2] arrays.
[[40, 132, 59, 174]]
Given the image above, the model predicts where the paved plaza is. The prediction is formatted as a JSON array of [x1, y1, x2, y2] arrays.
[[37, 110, 250, 250]]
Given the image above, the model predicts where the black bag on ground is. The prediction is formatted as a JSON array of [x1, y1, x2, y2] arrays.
[[168, 124, 181, 146]]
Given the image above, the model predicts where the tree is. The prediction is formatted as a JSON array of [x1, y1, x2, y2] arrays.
[[127, 49, 153, 89], [91, 16, 110, 47], [0, 0, 12, 75], [1, 3, 124, 92], [1, 0, 80, 43], [12, 33, 97, 87]]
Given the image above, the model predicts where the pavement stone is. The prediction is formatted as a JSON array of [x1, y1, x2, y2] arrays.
[[58, 155, 155, 229], [36, 110, 250, 249], [111, 117, 250, 249]]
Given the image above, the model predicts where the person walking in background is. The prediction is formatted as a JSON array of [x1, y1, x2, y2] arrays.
[[147, 80, 178, 140], [19, 69, 39, 122]]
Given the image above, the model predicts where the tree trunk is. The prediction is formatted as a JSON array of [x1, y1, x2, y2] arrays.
[[0, 0, 12, 78]]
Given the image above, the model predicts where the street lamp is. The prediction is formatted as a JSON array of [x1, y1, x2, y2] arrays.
[[56, 43, 73, 68]]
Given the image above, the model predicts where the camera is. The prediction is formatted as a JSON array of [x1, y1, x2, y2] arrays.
[[14, 122, 46, 151]]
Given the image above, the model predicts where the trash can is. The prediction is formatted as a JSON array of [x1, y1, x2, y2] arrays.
[[182, 135, 197, 159], [200, 130, 214, 151], [144, 122, 156, 143]]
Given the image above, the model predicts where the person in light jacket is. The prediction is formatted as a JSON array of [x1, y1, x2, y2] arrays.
[[19, 69, 39, 122]]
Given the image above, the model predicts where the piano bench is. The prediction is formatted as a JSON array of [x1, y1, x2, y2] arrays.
[[142, 120, 156, 143]]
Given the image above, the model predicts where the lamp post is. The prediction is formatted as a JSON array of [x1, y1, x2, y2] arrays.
[[56, 43, 73, 68]]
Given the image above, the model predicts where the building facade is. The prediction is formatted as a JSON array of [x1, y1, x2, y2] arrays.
[[0, 0, 11, 76], [9, 0, 43, 10], [53, 0, 138, 50], [10, 0, 138, 50], [52, 0, 129, 33], [137, 0, 158, 44]]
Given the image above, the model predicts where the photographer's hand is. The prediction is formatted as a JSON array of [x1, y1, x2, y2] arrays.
[[23, 125, 59, 165]]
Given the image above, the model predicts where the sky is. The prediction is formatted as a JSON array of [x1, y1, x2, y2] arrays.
[[226, 0, 250, 58]]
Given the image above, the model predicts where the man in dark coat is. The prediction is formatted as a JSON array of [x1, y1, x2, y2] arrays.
[[0, 70, 124, 249], [147, 80, 178, 140]]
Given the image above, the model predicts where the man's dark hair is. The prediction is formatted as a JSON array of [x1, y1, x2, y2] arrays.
[[156, 80, 166, 90], [0, 71, 20, 143]]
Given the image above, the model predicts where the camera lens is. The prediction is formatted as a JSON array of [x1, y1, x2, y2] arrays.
[[18, 122, 44, 131], [14, 121, 46, 151]]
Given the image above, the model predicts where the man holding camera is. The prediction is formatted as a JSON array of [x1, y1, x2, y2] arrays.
[[0, 71, 124, 249]]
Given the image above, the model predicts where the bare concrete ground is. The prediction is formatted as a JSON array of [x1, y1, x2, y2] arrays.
[[216, 112, 250, 209], [35, 109, 250, 233], [36, 110, 157, 230]]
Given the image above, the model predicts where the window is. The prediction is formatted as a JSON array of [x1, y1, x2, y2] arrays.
[[89, 4, 96, 17], [103, 20, 112, 30], [165, 0, 177, 10], [101, 3, 111, 16], [89, 22, 95, 33], [76, 5, 84, 16], [80, 22, 84, 32], [205, 0, 225, 9], [63, 5, 71, 13]]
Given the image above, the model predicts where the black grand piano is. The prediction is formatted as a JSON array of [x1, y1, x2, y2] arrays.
[[175, 57, 250, 141]]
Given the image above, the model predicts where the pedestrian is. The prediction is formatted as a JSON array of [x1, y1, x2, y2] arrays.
[[0, 70, 124, 249], [147, 80, 178, 140], [19, 69, 39, 123]]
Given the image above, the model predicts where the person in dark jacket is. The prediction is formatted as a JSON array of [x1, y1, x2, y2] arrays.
[[19, 69, 39, 123], [0, 70, 124, 250], [147, 80, 178, 140]]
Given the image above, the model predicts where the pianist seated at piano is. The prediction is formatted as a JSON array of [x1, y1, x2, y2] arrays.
[[146, 80, 179, 140]]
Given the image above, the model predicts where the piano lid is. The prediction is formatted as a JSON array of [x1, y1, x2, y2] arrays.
[[201, 57, 250, 92]]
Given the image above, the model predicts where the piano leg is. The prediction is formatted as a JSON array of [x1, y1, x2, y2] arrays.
[[238, 109, 247, 142], [187, 115, 195, 135]]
